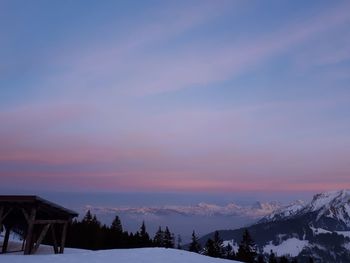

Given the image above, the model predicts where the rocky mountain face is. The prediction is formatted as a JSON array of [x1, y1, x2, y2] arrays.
[[199, 190, 350, 263]]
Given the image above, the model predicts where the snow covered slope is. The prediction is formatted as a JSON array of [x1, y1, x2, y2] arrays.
[[259, 200, 305, 223], [260, 189, 350, 227], [0, 248, 242, 263], [201, 190, 350, 262], [301, 189, 350, 225]]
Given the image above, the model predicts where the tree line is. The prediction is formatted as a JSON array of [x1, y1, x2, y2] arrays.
[[59, 210, 174, 250], [189, 229, 315, 263], [47, 210, 314, 263]]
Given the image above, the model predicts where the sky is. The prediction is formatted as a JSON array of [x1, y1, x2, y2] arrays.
[[1, 0, 350, 198]]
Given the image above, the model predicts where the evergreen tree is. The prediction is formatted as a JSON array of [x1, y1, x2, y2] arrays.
[[139, 221, 151, 247], [163, 226, 174, 248], [92, 215, 101, 227], [82, 210, 93, 223], [205, 238, 216, 257], [111, 215, 123, 233], [189, 230, 201, 253], [268, 250, 278, 263], [213, 231, 224, 258], [308, 257, 314, 263], [236, 229, 257, 263], [223, 243, 235, 260], [291, 258, 298, 263], [154, 226, 164, 247], [108, 215, 123, 248], [177, 235, 183, 250], [257, 254, 265, 263], [279, 256, 290, 263]]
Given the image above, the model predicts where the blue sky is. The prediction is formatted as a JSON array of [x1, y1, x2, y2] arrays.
[[1, 0, 350, 195]]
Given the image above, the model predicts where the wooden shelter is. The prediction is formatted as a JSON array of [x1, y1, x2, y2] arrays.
[[0, 195, 78, 255]]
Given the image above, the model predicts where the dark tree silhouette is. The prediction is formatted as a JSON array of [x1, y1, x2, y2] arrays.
[[236, 229, 257, 263], [154, 226, 164, 247], [268, 250, 278, 263], [280, 256, 290, 263], [139, 221, 151, 247], [177, 235, 182, 250], [189, 230, 201, 253], [224, 243, 235, 260], [163, 226, 174, 248], [111, 215, 123, 234]]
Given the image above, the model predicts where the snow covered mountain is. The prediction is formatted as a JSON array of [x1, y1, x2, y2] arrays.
[[85, 201, 282, 218], [259, 200, 305, 223], [260, 189, 350, 230], [200, 190, 350, 263], [301, 190, 350, 227]]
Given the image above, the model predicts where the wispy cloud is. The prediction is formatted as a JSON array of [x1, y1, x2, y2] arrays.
[[37, 1, 350, 97]]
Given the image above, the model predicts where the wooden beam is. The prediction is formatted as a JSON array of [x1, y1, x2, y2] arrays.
[[51, 224, 59, 254], [21, 208, 29, 222], [32, 224, 51, 254], [0, 208, 13, 223], [24, 207, 36, 255], [0, 207, 3, 232], [59, 222, 68, 254], [2, 226, 11, 253]]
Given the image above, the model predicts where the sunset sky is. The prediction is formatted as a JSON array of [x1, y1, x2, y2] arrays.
[[1, 0, 350, 195]]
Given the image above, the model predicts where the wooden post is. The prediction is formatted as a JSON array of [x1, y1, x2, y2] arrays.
[[59, 222, 68, 254], [24, 207, 36, 255], [2, 226, 11, 253], [51, 224, 59, 254], [32, 224, 51, 254], [0, 207, 12, 232], [0, 207, 3, 232]]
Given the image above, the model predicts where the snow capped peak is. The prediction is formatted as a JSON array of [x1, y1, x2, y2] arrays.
[[259, 200, 305, 223], [260, 190, 350, 226], [301, 189, 350, 225], [307, 189, 350, 212]]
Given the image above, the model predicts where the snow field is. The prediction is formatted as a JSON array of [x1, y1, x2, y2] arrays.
[[0, 247, 243, 263]]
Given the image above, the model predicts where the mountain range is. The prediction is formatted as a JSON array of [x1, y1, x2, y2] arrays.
[[84, 201, 282, 218], [200, 190, 350, 263]]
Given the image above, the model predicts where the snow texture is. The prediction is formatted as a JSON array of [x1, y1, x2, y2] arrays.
[[263, 238, 309, 257], [304, 190, 350, 224], [223, 240, 239, 253], [0, 242, 242, 263], [262, 189, 350, 225]]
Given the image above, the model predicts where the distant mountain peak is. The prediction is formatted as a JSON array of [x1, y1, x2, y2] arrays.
[[208, 190, 350, 262], [306, 189, 350, 212], [302, 189, 350, 225], [259, 189, 350, 225]]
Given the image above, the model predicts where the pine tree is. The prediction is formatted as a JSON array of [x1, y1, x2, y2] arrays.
[[223, 243, 235, 259], [82, 210, 93, 223], [163, 226, 174, 248], [205, 238, 216, 257], [257, 254, 265, 263], [111, 215, 123, 233], [154, 226, 164, 247], [189, 230, 201, 253], [139, 221, 151, 247], [308, 257, 314, 263], [280, 256, 290, 263], [236, 229, 257, 263], [268, 250, 278, 263], [177, 235, 182, 250], [213, 231, 224, 258]]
